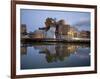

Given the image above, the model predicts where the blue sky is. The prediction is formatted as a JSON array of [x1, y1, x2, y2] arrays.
[[21, 9, 91, 32]]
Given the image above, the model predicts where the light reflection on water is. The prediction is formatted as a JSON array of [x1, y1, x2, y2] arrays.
[[21, 42, 90, 69]]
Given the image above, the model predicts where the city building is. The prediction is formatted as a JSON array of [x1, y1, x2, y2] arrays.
[[67, 27, 79, 38], [55, 19, 78, 39], [21, 24, 27, 35], [38, 18, 79, 39], [27, 18, 89, 40], [39, 17, 56, 39], [29, 30, 45, 39], [79, 31, 90, 38], [21, 24, 29, 39], [46, 26, 56, 39]]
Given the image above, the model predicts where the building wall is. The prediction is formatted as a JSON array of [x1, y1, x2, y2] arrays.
[[46, 26, 56, 39], [31, 30, 45, 39], [56, 24, 78, 39], [79, 31, 90, 38], [21, 24, 27, 38], [21, 24, 27, 34], [67, 27, 78, 38]]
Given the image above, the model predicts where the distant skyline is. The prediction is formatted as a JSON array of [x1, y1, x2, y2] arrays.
[[21, 9, 91, 32]]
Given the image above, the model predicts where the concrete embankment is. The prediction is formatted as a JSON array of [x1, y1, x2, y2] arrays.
[[21, 38, 90, 43]]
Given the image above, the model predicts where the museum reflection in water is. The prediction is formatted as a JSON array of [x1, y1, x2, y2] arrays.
[[21, 43, 90, 69]]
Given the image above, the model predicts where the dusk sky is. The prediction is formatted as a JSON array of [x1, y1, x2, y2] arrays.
[[21, 9, 91, 32]]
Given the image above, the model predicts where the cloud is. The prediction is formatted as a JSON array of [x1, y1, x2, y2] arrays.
[[73, 18, 90, 27]]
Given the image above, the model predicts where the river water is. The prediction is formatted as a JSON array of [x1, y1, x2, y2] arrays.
[[21, 42, 90, 69]]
